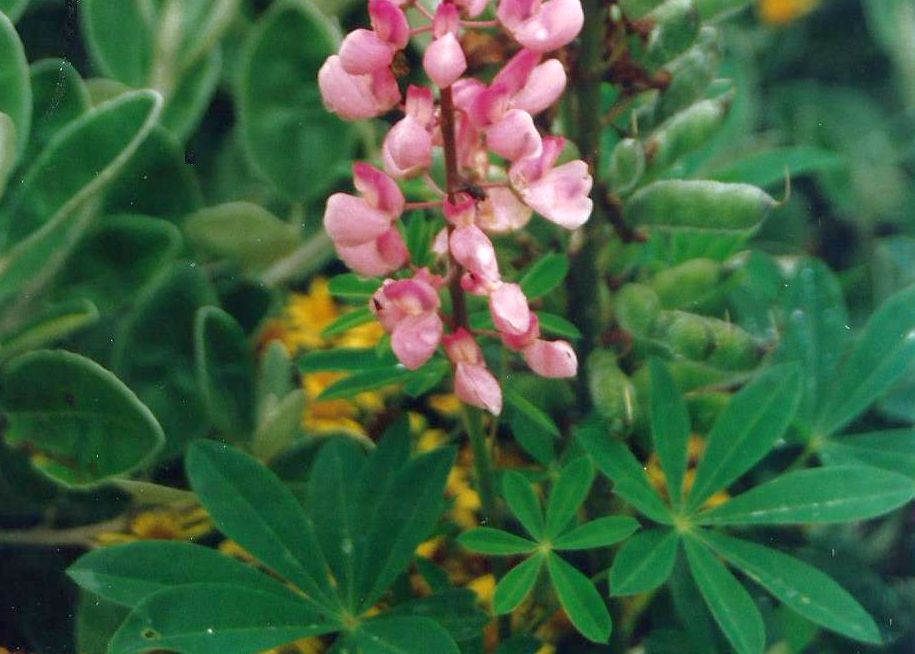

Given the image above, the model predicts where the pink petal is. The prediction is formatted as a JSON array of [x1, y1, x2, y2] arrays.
[[353, 162, 405, 217], [337, 230, 407, 277], [371, 282, 407, 331], [486, 109, 542, 161], [522, 160, 593, 229], [470, 85, 511, 127], [324, 193, 392, 247], [383, 275, 441, 314], [492, 48, 541, 95], [433, 2, 461, 37], [497, 0, 540, 29], [477, 187, 533, 233], [404, 84, 435, 125], [512, 0, 584, 52], [452, 78, 487, 113], [339, 29, 396, 75], [489, 282, 532, 335], [423, 33, 467, 88], [319, 55, 397, 120], [392, 312, 443, 369], [443, 193, 476, 227], [450, 225, 501, 283], [509, 134, 565, 184], [369, 0, 410, 48], [383, 115, 434, 178], [455, 363, 503, 415], [501, 311, 541, 350], [523, 339, 577, 378], [370, 67, 403, 111], [512, 59, 567, 115], [443, 327, 484, 365], [456, 0, 489, 17]]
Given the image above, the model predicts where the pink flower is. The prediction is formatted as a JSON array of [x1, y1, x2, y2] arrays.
[[444, 328, 503, 415], [318, 55, 401, 120], [477, 188, 533, 233], [371, 269, 444, 369], [423, 4, 467, 88], [450, 224, 501, 284], [497, 0, 584, 52], [486, 109, 542, 161], [324, 163, 404, 248], [337, 227, 409, 277], [339, 1, 409, 75], [523, 338, 577, 377], [510, 136, 593, 229], [383, 86, 436, 178], [489, 282, 532, 336]]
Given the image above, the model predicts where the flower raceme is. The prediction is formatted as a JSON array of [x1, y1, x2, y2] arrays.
[[318, 0, 590, 414]]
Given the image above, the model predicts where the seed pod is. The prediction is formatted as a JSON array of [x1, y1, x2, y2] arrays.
[[588, 349, 638, 428], [655, 31, 719, 121], [625, 180, 776, 235], [615, 283, 661, 335], [645, 0, 700, 69], [705, 319, 763, 370], [654, 309, 762, 370], [608, 138, 646, 195], [664, 311, 709, 359], [619, 0, 667, 19], [695, 0, 752, 21], [644, 95, 731, 174], [651, 258, 723, 310]]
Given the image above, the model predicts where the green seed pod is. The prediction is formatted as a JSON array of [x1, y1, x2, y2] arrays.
[[615, 283, 662, 335], [687, 390, 730, 434], [608, 138, 646, 195], [625, 180, 776, 235], [655, 32, 719, 120], [645, 0, 700, 69], [645, 95, 731, 173], [695, 0, 752, 21], [588, 349, 638, 429], [705, 319, 763, 370], [651, 258, 722, 310], [665, 311, 710, 359], [619, 0, 666, 19]]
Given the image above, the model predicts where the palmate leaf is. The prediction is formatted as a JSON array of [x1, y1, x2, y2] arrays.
[[684, 537, 764, 654], [820, 429, 915, 479], [546, 552, 612, 644], [687, 364, 801, 510], [648, 358, 690, 505], [700, 530, 881, 644], [520, 253, 570, 299], [185, 441, 338, 612], [609, 528, 679, 596], [545, 456, 594, 538], [107, 583, 334, 654], [493, 554, 544, 615], [384, 590, 490, 644], [501, 470, 545, 539], [351, 616, 460, 654], [552, 516, 640, 550], [696, 466, 915, 525], [458, 528, 538, 555]]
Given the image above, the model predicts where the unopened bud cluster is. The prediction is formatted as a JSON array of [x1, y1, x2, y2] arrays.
[[318, 0, 591, 414]]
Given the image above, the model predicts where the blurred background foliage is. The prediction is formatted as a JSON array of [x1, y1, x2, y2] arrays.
[[1, 0, 915, 652]]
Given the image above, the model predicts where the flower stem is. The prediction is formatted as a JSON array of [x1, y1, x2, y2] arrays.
[[439, 84, 470, 330], [462, 406, 499, 526]]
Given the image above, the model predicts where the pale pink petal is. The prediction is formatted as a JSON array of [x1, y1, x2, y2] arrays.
[[443, 327, 484, 365], [369, 0, 410, 48], [486, 109, 542, 161], [371, 282, 407, 331], [509, 134, 565, 184], [522, 160, 593, 229], [424, 33, 467, 88], [497, 0, 540, 30], [339, 29, 396, 75], [452, 78, 487, 113], [456, 0, 489, 17], [450, 225, 501, 282], [477, 187, 533, 233], [319, 56, 396, 120], [392, 312, 443, 369], [324, 193, 392, 247], [383, 275, 441, 313], [370, 67, 403, 111], [404, 85, 435, 125], [492, 48, 541, 94], [512, 0, 584, 52], [489, 282, 532, 335], [337, 232, 406, 277], [432, 227, 450, 256], [383, 116, 434, 178], [523, 339, 577, 377], [470, 85, 512, 127], [353, 163, 405, 217], [433, 2, 462, 36], [455, 363, 503, 414], [377, 227, 410, 268], [443, 193, 476, 227], [501, 311, 541, 350], [512, 59, 566, 115]]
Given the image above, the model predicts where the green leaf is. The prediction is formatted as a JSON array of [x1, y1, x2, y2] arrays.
[[697, 466, 915, 525], [683, 537, 764, 654], [536, 312, 583, 340], [701, 530, 881, 644], [815, 284, 915, 437], [458, 528, 539, 555], [26, 58, 91, 163], [184, 202, 301, 273], [0, 350, 164, 486], [0, 10, 30, 161], [194, 307, 255, 438], [0, 0, 30, 22], [159, 47, 222, 139], [493, 554, 544, 614], [648, 358, 690, 505], [820, 429, 915, 479], [546, 552, 612, 643], [545, 457, 594, 538], [610, 528, 679, 595], [354, 616, 460, 654], [67, 541, 296, 608], [773, 260, 849, 429], [108, 583, 334, 654], [318, 363, 437, 401], [553, 516, 640, 550], [504, 385, 560, 437], [0, 299, 99, 362], [185, 441, 337, 611], [384, 590, 490, 644], [520, 254, 570, 299], [688, 364, 801, 510], [238, 2, 353, 202], [709, 146, 843, 188], [402, 358, 449, 397], [298, 348, 395, 373], [328, 273, 383, 300], [80, 0, 152, 87], [321, 308, 375, 338], [0, 112, 13, 200], [356, 447, 456, 611], [252, 389, 306, 463], [501, 470, 545, 540], [576, 424, 673, 524]]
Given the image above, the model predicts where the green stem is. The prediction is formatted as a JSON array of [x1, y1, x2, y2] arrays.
[[462, 406, 498, 525]]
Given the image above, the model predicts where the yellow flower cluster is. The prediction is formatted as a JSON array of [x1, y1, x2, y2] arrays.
[[94, 506, 211, 546], [758, 0, 820, 24]]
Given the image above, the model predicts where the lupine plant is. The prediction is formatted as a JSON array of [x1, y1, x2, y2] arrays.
[[1, 0, 915, 653]]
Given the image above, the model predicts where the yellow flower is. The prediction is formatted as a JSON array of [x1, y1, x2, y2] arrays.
[[94, 507, 211, 546], [417, 428, 448, 452], [282, 278, 341, 351], [428, 393, 462, 416], [467, 573, 496, 608], [759, 0, 819, 24], [301, 371, 383, 436], [337, 320, 384, 349]]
